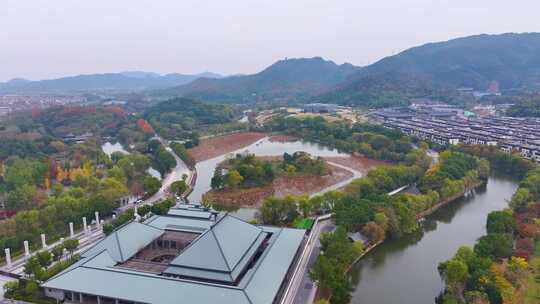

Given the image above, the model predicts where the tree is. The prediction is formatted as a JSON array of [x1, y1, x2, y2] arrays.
[[474, 233, 513, 260], [6, 184, 37, 211], [510, 188, 532, 212], [36, 251, 52, 268], [298, 195, 312, 218], [225, 170, 243, 189], [506, 256, 528, 286], [211, 168, 224, 189], [51, 245, 64, 261], [310, 227, 361, 304], [170, 180, 187, 196], [25, 280, 40, 297], [63, 239, 79, 256], [23, 257, 42, 278], [477, 159, 490, 180], [362, 222, 385, 243], [309, 255, 338, 291], [486, 210, 515, 234], [259, 196, 299, 226], [439, 258, 468, 299], [143, 176, 161, 196]]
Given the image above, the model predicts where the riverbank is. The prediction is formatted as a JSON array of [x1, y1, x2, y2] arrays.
[[202, 162, 353, 208], [187, 132, 267, 162], [315, 180, 487, 303], [416, 180, 485, 220]]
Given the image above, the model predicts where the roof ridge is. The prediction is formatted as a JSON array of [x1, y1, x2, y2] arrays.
[[76, 260, 247, 291], [211, 229, 232, 272], [229, 230, 264, 271], [241, 228, 283, 289], [224, 214, 263, 231], [242, 289, 254, 304], [114, 230, 125, 261], [172, 229, 210, 258]]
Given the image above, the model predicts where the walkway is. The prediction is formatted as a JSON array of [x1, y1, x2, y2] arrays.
[[145, 135, 192, 204]]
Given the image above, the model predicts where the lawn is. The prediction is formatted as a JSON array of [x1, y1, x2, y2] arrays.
[[293, 218, 315, 230]]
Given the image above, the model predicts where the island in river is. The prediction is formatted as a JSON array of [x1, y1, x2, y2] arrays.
[[187, 133, 386, 208], [202, 154, 354, 208]]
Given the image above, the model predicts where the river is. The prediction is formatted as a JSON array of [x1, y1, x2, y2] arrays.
[[187, 137, 348, 220], [349, 175, 518, 304]]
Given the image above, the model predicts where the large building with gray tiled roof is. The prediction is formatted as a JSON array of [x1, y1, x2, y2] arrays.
[[41, 205, 306, 304]]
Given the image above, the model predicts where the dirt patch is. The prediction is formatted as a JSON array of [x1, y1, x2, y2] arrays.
[[268, 134, 298, 143], [203, 163, 353, 208], [323, 154, 388, 174], [188, 132, 266, 162]]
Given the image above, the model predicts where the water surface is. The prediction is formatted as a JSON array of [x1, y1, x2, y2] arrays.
[[349, 175, 518, 304]]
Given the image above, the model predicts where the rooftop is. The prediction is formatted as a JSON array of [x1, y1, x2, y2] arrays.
[[42, 205, 306, 304]]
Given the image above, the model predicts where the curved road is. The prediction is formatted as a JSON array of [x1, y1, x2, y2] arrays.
[[283, 161, 364, 304], [145, 136, 192, 204]]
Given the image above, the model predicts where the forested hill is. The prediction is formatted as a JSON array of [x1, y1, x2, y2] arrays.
[[164, 57, 359, 103], [317, 33, 540, 107], [0, 71, 222, 94], [143, 97, 238, 139]]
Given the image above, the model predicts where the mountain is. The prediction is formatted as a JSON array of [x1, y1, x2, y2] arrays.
[[163, 57, 359, 103], [0, 71, 223, 94], [317, 33, 540, 106]]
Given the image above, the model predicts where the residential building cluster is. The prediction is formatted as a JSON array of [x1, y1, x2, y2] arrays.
[[0, 94, 86, 116], [372, 104, 540, 163]]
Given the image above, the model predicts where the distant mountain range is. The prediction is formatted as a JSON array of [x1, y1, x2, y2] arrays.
[[164, 32, 540, 106], [319, 32, 540, 104], [158, 57, 359, 103], [3, 33, 540, 107], [0, 71, 222, 94]]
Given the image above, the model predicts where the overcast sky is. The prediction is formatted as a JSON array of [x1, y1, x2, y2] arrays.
[[1, 0, 539, 81]]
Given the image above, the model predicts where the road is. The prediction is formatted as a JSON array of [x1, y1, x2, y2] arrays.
[[292, 220, 335, 304], [280, 161, 363, 304], [280, 217, 335, 304], [145, 136, 192, 205], [310, 161, 363, 198]]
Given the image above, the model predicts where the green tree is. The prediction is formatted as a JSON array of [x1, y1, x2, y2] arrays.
[[440, 259, 468, 299], [143, 176, 161, 195], [23, 257, 42, 278], [509, 188, 532, 212], [486, 210, 515, 234], [474, 233, 513, 260], [211, 168, 224, 189], [6, 184, 37, 211], [36, 251, 52, 268], [51, 245, 64, 261], [298, 195, 312, 218], [170, 180, 187, 196], [63, 239, 79, 256], [225, 170, 243, 189], [259, 196, 299, 226]]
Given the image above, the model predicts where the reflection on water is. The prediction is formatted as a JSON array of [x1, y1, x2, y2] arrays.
[[188, 138, 347, 203], [349, 175, 518, 304]]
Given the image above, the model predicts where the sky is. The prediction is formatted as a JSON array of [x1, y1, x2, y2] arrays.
[[1, 0, 539, 81]]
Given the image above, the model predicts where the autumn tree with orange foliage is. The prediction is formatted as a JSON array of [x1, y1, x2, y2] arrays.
[[137, 119, 155, 134]]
